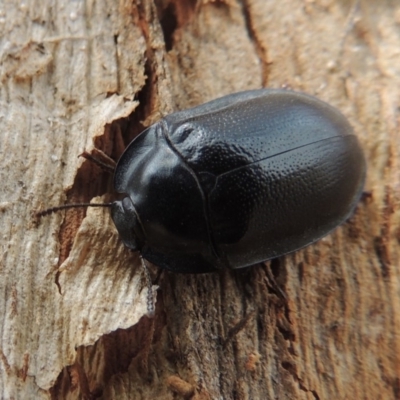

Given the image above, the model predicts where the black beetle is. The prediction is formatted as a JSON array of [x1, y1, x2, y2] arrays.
[[108, 89, 366, 273], [38, 89, 366, 274]]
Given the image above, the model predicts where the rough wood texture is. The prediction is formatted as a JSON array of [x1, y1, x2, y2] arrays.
[[1, 0, 399, 399]]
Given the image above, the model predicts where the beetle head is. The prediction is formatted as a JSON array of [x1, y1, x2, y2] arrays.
[[111, 197, 144, 251]]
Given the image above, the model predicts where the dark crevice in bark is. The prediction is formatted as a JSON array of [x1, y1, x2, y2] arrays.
[[157, 2, 178, 51], [154, 0, 197, 52], [282, 361, 320, 400]]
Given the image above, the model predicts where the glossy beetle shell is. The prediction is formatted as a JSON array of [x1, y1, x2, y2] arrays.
[[111, 89, 366, 273]]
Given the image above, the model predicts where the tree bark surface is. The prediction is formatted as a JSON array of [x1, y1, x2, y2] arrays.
[[0, 1, 399, 399]]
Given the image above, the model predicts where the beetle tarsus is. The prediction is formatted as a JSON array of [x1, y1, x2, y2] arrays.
[[141, 256, 155, 317], [265, 262, 288, 303]]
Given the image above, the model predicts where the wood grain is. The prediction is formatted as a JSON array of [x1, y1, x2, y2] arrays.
[[0, 0, 399, 399]]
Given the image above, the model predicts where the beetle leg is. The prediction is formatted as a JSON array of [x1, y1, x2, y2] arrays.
[[264, 262, 288, 303], [79, 149, 116, 173], [140, 256, 155, 317]]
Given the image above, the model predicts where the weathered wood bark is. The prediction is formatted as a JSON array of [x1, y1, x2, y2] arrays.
[[1, 0, 399, 399]]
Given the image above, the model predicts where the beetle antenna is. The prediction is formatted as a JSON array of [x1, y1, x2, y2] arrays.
[[36, 203, 113, 218], [140, 256, 155, 317]]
